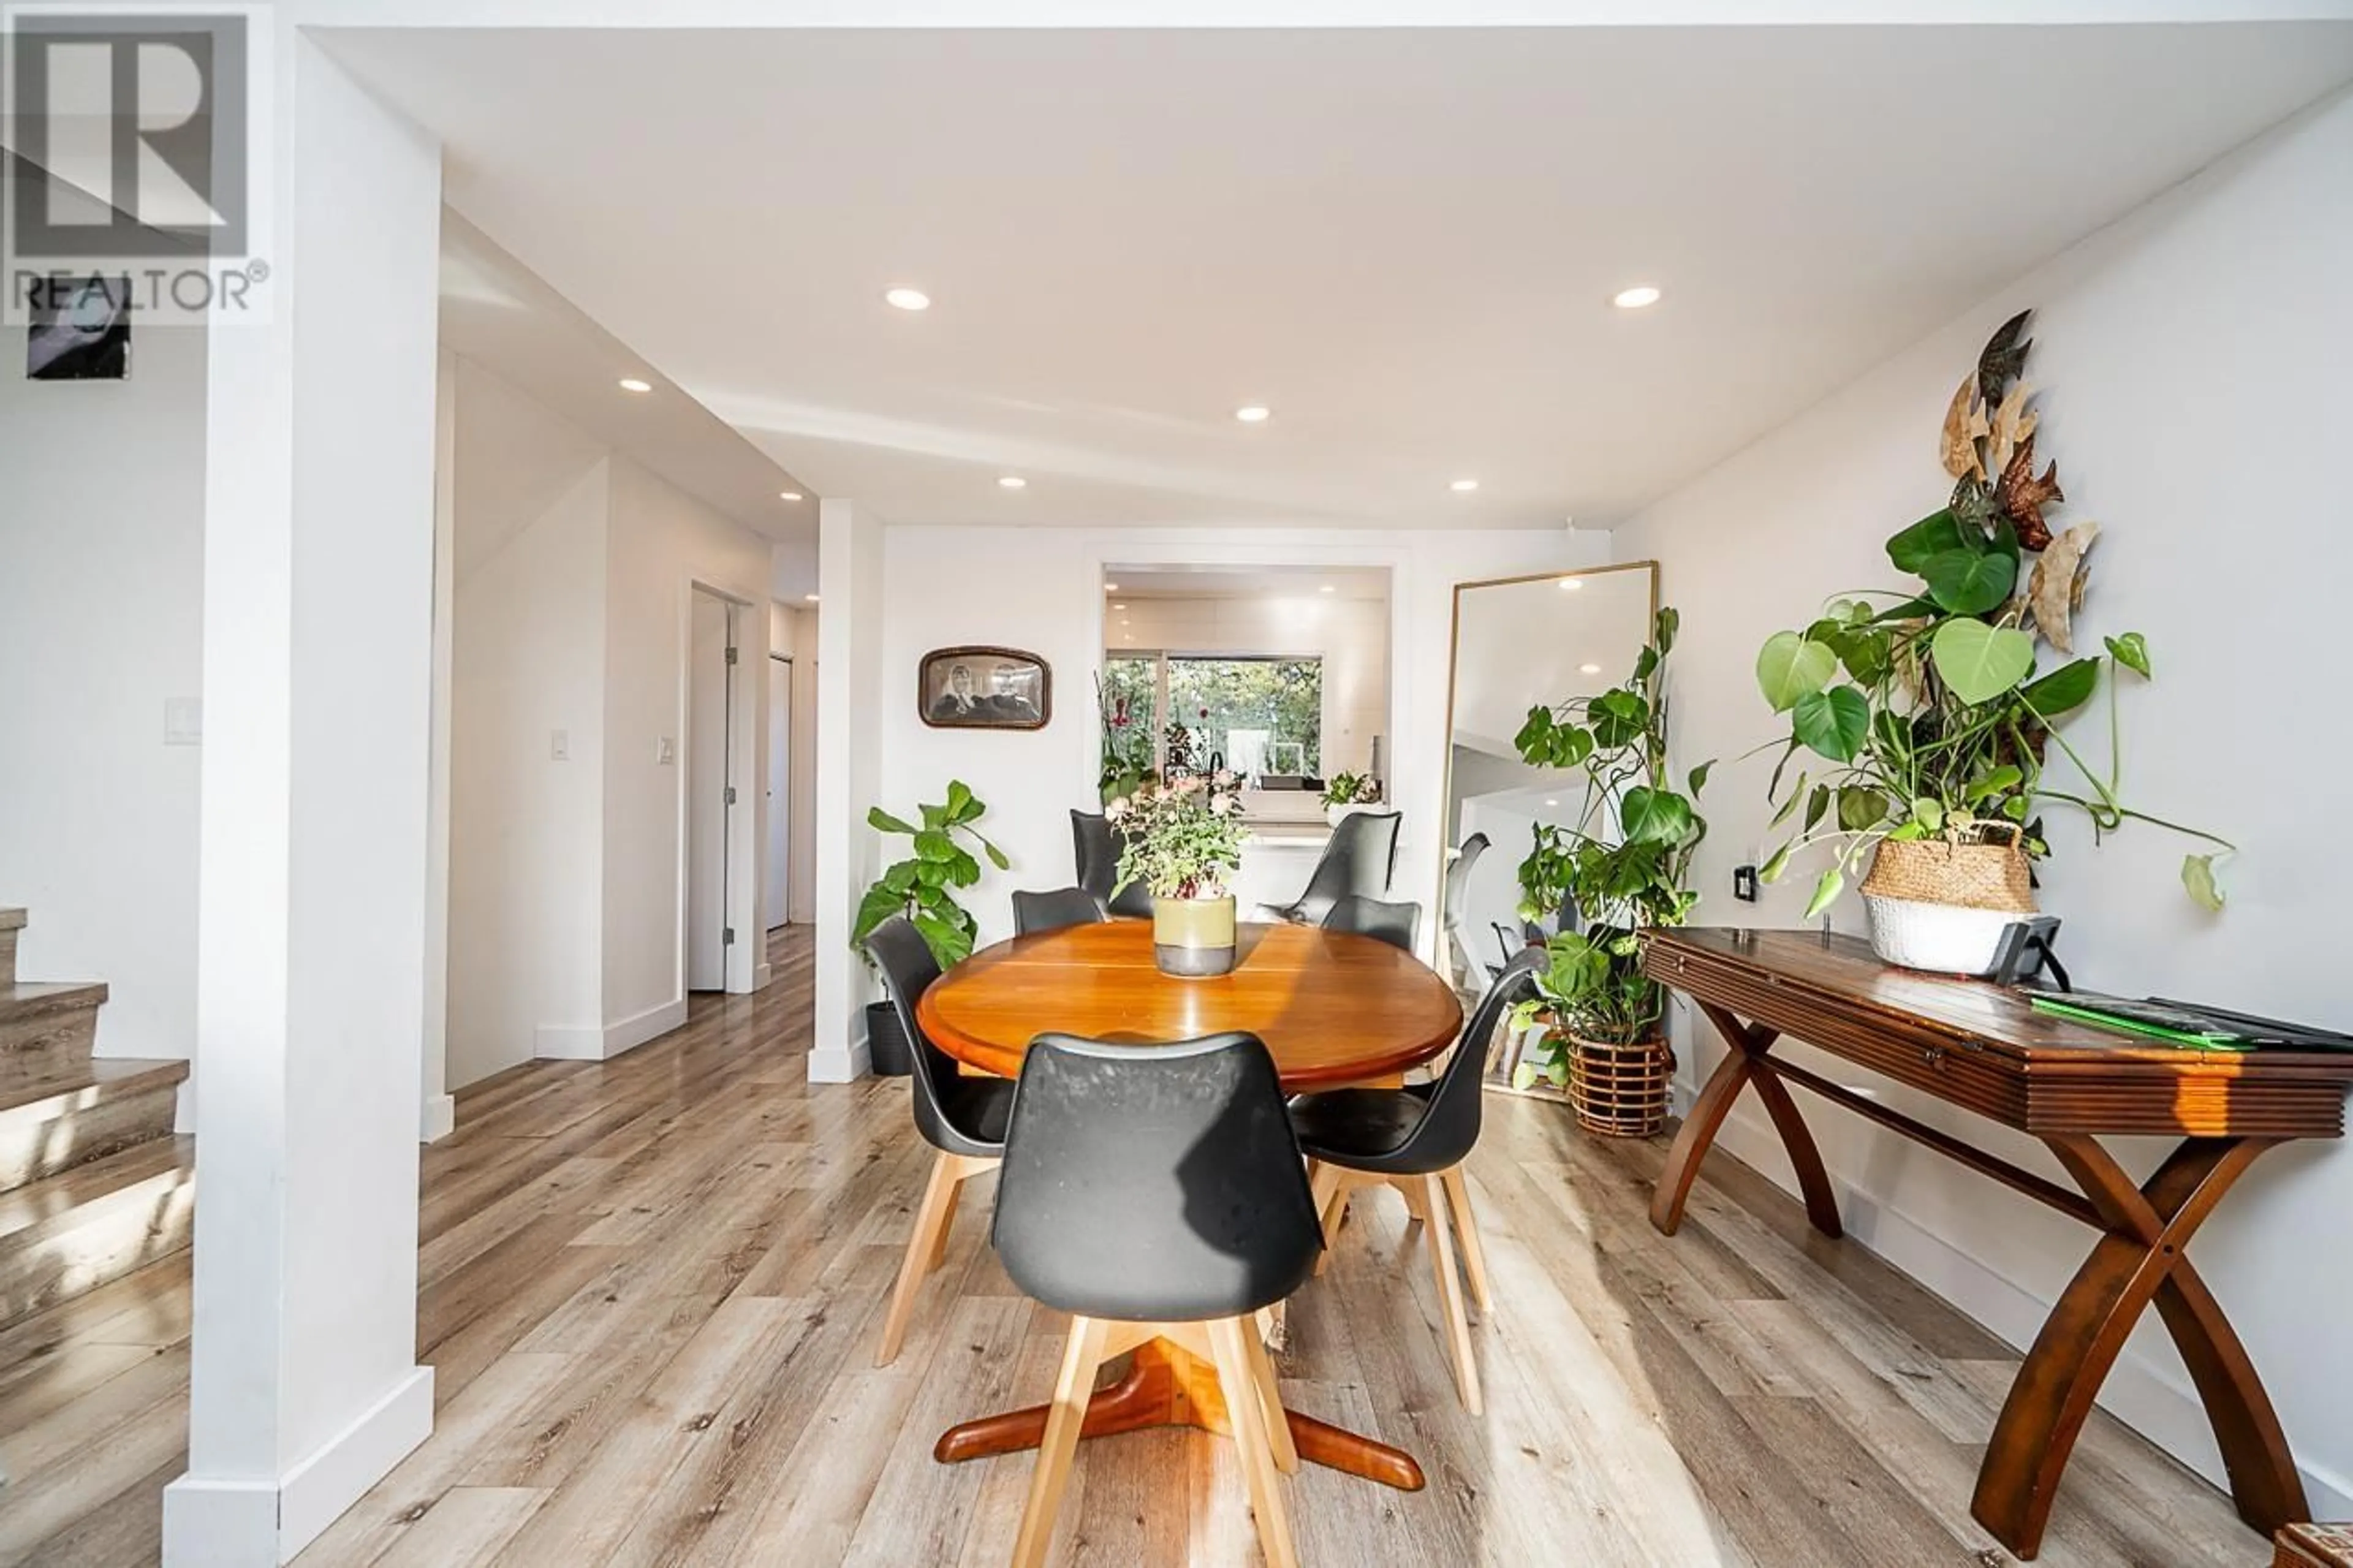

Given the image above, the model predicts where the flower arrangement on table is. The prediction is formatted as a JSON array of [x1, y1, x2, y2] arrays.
[[1109, 771, 1246, 900]]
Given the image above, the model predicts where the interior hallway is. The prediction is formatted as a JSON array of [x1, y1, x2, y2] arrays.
[[1, 925, 2264, 1566]]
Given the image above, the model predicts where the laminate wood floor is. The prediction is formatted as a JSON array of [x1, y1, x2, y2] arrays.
[[1, 926, 2270, 1566]]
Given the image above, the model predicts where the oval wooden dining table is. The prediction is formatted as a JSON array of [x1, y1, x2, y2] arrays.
[[915, 917, 1465, 1493]]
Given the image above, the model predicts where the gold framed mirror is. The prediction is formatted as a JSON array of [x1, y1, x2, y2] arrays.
[[1434, 561, 1660, 1088]]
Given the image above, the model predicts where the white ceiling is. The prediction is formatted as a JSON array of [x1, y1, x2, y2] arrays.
[[438, 211, 816, 560], [345, 25, 2353, 531]]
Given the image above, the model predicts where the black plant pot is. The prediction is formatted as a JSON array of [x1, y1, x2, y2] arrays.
[[865, 999, 914, 1077]]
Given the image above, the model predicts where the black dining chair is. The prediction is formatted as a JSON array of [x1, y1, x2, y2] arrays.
[[1288, 944, 1547, 1415], [1071, 808, 1153, 918], [1320, 895, 1421, 953], [995, 1030, 1321, 1568], [1010, 886, 1109, 936], [1441, 831, 1492, 983], [1264, 810, 1401, 926], [863, 915, 1015, 1368]]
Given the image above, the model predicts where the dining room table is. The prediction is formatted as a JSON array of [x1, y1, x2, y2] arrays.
[[914, 915, 1466, 1491]]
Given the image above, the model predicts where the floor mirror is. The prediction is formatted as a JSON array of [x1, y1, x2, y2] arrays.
[[1435, 561, 1659, 1094]]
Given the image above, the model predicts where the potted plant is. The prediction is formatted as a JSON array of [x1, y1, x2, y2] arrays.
[[1751, 309, 2229, 974], [849, 780, 1010, 1073], [1320, 770, 1381, 826], [1110, 772, 1248, 977], [1094, 672, 1156, 806], [1506, 609, 1710, 1136]]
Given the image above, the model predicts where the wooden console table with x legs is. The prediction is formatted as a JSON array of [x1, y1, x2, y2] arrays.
[[1640, 926, 2353, 1561]]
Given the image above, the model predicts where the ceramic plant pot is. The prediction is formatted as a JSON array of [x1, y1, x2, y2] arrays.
[[1151, 895, 1238, 978]]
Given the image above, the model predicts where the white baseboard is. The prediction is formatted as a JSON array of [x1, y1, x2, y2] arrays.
[[752, 960, 774, 991], [419, 1093, 455, 1143], [806, 1025, 870, 1085], [534, 998, 689, 1063], [1703, 1104, 2353, 1520], [162, 1365, 434, 1565]]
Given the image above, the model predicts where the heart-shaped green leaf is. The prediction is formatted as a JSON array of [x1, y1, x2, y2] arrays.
[[1921, 547, 2019, 616], [1620, 786, 1694, 846], [1804, 782, 1831, 831], [1887, 508, 1966, 574], [1931, 618, 2036, 705], [1837, 786, 1890, 832], [1912, 797, 1946, 833], [1803, 866, 1846, 920], [1792, 686, 1870, 762], [1759, 841, 1794, 884], [1757, 632, 1838, 713], [2105, 632, 2151, 679], [2021, 657, 2101, 716]]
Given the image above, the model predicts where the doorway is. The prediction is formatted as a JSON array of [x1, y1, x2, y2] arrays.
[[686, 589, 736, 991], [766, 653, 792, 931]]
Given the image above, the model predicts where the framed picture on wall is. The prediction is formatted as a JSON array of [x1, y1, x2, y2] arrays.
[[919, 646, 1051, 730], [26, 274, 131, 381]]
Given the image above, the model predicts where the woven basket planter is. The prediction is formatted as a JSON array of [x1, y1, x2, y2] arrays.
[[1566, 1034, 1675, 1139], [1860, 835, 2037, 975]]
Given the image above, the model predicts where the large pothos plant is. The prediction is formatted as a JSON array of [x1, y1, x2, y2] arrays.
[[1752, 309, 2230, 918], [1507, 608, 1710, 1089], [851, 781, 1010, 971]]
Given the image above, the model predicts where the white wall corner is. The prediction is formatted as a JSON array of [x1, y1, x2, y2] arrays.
[[533, 996, 688, 1063], [419, 1092, 455, 1143]]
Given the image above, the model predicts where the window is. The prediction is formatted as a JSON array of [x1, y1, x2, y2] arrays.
[[1104, 652, 1324, 782]]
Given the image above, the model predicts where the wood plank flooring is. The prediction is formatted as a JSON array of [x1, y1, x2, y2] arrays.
[[0, 925, 2270, 1566]]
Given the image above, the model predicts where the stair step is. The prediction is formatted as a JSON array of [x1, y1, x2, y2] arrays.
[[0, 1058, 188, 1192], [0, 1135, 193, 1329], [0, 981, 107, 1082], [0, 909, 23, 988]]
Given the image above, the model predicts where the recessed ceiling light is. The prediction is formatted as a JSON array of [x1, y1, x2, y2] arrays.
[[998, 475, 1027, 490], [1450, 479, 1479, 493], [779, 491, 805, 503], [884, 287, 931, 311], [1105, 582, 1120, 592], [804, 593, 820, 603], [1612, 284, 1663, 310], [1113, 603, 1127, 611], [1319, 585, 1336, 594], [618, 377, 653, 393], [1545, 799, 1561, 808], [1559, 578, 1584, 592], [1580, 662, 1604, 675], [1235, 405, 1271, 423]]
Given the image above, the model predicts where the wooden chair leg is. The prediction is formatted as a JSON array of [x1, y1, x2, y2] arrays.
[[1396, 1176, 1428, 1226], [1238, 1308, 1299, 1475], [1012, 1315, 1110, 1568], [925, 1168, 970, 1273], [876, 1149, 969, 1368], [1420, 1173, 1481, 1415], [1309, 1162, 1347, 1277], [1441, 1166, 1494, 1316], [1208, 1316, 1299, 1568]]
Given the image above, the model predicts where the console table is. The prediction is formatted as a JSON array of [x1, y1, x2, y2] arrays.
[[1640, 926, 2353, 1561]]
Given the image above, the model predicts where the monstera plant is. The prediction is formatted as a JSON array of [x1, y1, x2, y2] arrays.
[[1752, 309, 2230, 921]]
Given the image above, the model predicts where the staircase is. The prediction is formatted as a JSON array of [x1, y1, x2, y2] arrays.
[[0, 907, 192, 1328]]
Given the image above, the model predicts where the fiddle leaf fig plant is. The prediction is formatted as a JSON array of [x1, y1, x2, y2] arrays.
[[851, 779, 1010, 971], [1752, 309, 2231, 918], [1505, 607, 1711, 1091]]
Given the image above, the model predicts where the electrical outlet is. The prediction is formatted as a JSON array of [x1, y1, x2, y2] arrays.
[[1733, 865, 1760, 903]]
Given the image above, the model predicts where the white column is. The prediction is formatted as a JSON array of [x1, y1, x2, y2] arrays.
[[421, 348, 458, 1142], [164, 36, 443, 1567], [810, 498, 884, 1082]]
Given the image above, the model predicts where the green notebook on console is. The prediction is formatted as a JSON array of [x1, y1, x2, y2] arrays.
[[2024, 990, 2353, 1053]]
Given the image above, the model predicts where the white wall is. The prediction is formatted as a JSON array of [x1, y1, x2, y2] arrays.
[[769, 599, 821, 923], [1113, 593, 1390, 778], [0, 305, 206, 1088], [446, 361, 610, 1089], [1616, 90, 2353, 1515], [441, 360, 774, 1091], [869, 525, 1607, 968]]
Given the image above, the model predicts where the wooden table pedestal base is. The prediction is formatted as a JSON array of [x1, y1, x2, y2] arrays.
[[933, 1335, 1427, 1491]]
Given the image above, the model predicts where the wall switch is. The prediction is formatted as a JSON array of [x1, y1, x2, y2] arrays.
[[550, 729, 570, 761], [657, 736, 676, 766], [164, 697, 203, 746], [1733, 865, 1760, 903]]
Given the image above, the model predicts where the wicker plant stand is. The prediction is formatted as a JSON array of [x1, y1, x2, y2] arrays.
[[1566, 1034, 1676, 1138]]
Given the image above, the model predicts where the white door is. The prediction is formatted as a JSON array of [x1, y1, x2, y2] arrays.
[[765, 654, 792, 929], [687, 592, 733, 991]]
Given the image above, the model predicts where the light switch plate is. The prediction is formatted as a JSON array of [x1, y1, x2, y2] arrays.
[[550, 729, 569, 762], [164, 697, 203, 745], [657, 736, 676, 765]]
